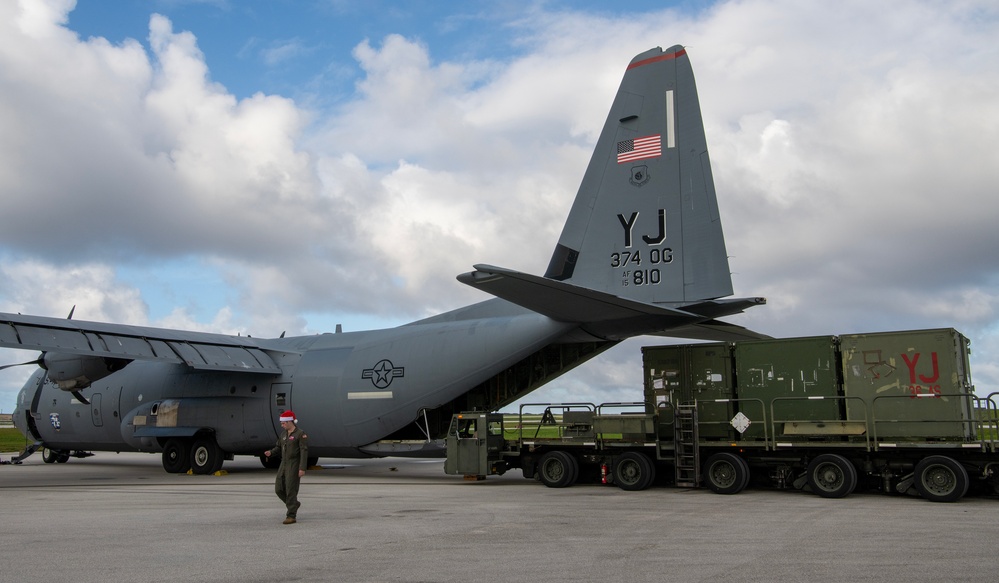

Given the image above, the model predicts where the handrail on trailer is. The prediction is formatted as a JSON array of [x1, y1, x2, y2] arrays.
[[515, 402, 595, 443], [593, 402, 649, 449], [511, 402, 654, 448], [654, 392, 992, 452], [870, 392, 984, 449], [655, 397, 769, 448], [595, 402, 646, 415], [978, 392, 999, 449], [769, 395, 871, 451], [506, 391, 996, 453], [705, 397, 768, 444]]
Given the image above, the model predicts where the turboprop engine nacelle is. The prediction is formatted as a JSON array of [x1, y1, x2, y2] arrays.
[[41, 352, 129, 390]]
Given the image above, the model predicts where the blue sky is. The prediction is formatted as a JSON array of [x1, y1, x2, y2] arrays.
[[67, 0, 690, 106], [68, 0, 507, 102], [2, 0, 999, 414]]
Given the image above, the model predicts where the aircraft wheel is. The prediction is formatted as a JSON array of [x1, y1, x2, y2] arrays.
[[42, 448, 57, 463], [538, 450, 578, 488], [914, 455, 968, 503], [55, 451, 70, 463], [704, 452, 750, 494], [613, 451, 656, 491], [806, 454, 857, 499], [190, 436, 225, 475], [162, 438, 192, 473]]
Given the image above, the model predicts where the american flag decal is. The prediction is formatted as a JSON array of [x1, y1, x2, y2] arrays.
[[617, 134, 662, 164]]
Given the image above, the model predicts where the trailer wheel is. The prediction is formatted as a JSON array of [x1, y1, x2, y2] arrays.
[[914, 455, 968, 503], [162, 438, 192, 474], [614, 452, 656, 491], [806, 454, 857, 498], [735, 455, 751, 491], [538, 450, 577, 488], [704, 452, 750, 494]]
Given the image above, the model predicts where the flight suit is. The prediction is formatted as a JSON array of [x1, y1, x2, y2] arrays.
[[267, 425, 309, 520]]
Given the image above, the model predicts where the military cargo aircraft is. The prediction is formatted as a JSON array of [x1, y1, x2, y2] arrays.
[[3, 45, 765, 474]]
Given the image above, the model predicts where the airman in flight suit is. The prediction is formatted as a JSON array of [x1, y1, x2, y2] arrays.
[[264, 410, 308, 524]]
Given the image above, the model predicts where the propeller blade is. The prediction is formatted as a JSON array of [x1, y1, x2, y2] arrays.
[[0, 303, 71, 373], [0, 358, 43, 371]]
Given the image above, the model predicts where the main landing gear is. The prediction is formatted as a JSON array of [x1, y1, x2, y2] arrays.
[[161, 435, 226, 475]]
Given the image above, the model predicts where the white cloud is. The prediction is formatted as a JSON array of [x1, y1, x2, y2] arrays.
[[261, 38, 312, 66], [0, 259, 146, 324]]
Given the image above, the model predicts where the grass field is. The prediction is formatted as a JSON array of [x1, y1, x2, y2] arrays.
[[0, 427, 31, 453]]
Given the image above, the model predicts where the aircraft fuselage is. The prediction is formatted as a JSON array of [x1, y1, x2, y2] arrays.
[[14, 306, 573, 460]]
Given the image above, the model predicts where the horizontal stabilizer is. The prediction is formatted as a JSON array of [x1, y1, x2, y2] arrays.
[[675, 297, 769, 320], [459, 264, 697, 322], [457, 264, 765, 340], [648, 320, 771, 342]]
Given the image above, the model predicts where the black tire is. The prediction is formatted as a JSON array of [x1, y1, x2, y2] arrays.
[[613, 452, 656, 491], [55, 451, 70, 463], [704, 452, 750, 495], [914, 455, 968, 503], [260, 453, 281, 469], [162, 438, 191, 474], [190, 436, 225, 475], [734, 454, 751, 492], [806, 454, 858, 499], [307, 456, 319, 468], [538, 450, 578, 488], [42, 448, 57, 464]]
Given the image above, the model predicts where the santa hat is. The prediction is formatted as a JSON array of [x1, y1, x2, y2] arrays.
[[279, 411, 297, 423]]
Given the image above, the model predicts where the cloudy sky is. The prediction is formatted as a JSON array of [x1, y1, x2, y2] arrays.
[[1, 0, 998, 414]]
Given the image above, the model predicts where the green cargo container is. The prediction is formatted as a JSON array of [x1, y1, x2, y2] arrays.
[[642, 343, 735, 440], [733, 336, 841, 440], [840, 328, 974, 440]]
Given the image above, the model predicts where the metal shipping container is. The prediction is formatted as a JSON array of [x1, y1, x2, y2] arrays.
[[733, 336, 841, 440], [643, 343, 734, 440], [840, 328, 974, 440]]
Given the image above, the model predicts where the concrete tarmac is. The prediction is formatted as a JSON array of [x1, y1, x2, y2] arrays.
[[1, 450, 997, 583]]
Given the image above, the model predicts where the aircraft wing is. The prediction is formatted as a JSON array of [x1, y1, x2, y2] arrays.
[[457, 264, 767, 341], [0, 312, 282, 373]]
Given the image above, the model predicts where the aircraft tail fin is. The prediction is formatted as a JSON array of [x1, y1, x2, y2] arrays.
[[459, 46, 764, 339], [546, 45, 732, 305]]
